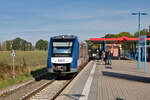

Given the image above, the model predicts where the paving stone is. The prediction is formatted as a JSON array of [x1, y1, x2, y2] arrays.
[[56, 60, 150, 100]]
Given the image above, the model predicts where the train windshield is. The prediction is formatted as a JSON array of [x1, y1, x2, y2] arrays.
[[52, 41, 73, 57]]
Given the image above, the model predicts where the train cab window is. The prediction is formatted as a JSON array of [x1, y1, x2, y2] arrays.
[[52, 41, 74, 57], [53, 47, 71, 54]]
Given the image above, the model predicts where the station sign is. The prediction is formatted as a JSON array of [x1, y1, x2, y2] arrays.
[[11, 50, 16, 57]]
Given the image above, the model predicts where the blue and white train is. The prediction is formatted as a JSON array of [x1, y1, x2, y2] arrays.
[[47, 35, 89, 74]]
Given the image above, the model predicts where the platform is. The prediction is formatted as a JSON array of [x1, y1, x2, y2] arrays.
[[56, 60, 150, 100]]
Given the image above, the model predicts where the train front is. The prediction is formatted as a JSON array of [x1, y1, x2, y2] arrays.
[[47, 35, 79, 74]]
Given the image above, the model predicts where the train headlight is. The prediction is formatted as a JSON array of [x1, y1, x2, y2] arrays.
[[52, 58, 56, 63]]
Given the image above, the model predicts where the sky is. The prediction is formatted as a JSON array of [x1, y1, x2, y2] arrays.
[[0, 0, 150, 45]]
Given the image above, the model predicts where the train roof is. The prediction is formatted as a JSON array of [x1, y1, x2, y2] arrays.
[[51, 35, 77, 40], [79, 41, 88, 46]]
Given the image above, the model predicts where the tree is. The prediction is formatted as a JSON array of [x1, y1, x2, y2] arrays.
[[104, 34, 117, 38], [26, 42, 33, 51], [0, 42, 1, 51], [6, 40, 12, 50], [12, 37, 33, 51], [104, 32, 133, 38], [0, 41, 7, 51], [35, 39, 48, 50], [85, 40, 100, 53], [134, 29, 150, 37], [118, 32, 133, 38]]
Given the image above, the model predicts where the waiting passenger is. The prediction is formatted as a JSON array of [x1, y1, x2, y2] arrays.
[[102, 50, 105, 62], [105, 50, 112, 65]]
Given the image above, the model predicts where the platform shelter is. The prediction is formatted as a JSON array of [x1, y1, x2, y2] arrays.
[[90, 36, 150, 60]]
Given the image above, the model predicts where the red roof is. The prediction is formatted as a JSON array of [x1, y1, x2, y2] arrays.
[[90, 36, 150, 42]]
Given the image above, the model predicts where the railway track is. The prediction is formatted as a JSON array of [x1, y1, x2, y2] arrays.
[[0, 73, 55, 100], [0, 63, 88, 100], [21, 63, 88, 100], [21, 78, 56, 100], [21, 74, 76, 100], [0, 74, 77, 100], [52, 74, 76, 100], [20, 64, 88, 100], [0, 72, 48, 97]]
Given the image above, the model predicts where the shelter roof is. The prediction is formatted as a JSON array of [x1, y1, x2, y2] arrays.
[[90, 36, 150, 43]]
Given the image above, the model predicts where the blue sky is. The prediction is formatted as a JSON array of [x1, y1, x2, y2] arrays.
[[0, 0, 150, 45]]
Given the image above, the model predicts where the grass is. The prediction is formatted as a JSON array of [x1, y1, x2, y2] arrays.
[[0, 73, 30, 89], [0, 66, 47, 89], [0, 50, 48, 89], [0, 51, 48, 67]]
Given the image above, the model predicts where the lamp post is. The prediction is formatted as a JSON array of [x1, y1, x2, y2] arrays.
[[132, 11, 147, 69]]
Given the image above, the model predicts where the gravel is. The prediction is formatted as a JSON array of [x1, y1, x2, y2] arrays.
[[30, 80, 68, 100], [0, 73, 54, 100]]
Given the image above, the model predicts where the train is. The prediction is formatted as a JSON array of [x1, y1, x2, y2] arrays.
[[47, 35, 89, 74]]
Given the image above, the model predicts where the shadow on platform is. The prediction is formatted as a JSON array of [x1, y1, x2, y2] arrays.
[[105, 66, 112, 69], [102, 71, 150, 83], [116, 98, 124, 100], [62, 93, 85, 100]]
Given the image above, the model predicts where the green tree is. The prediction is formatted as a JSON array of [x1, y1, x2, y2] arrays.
[[35, 39, 48, 50], [0, 42, 7, 51], [0, 42, 1, 51], [12, 37, 33, 51], [104, 32, 133, 38], [85, 40, 100, 53], [104, 34, 117, 38], [118, 32, 133, 38], [134, 29, 150, 37], [0, 42, 2, 51], [6, 40, 12, 50], [26, 42, 33, 51]]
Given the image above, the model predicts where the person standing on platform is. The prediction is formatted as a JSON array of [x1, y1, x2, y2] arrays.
[[105, 50, 108, 65], [107, 50, 112, 65], [101, 50, 105, 64], [105, 49, 112, 65]]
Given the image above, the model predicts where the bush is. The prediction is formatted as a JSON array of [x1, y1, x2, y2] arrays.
[[0, 60, 30, 80]]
